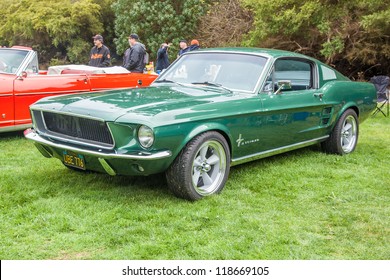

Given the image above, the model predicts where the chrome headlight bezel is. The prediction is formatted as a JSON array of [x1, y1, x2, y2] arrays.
[[137, 125, 154, 148]]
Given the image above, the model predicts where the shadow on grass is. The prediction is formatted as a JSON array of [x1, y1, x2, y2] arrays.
[[230, 144, 322, 173], [0, 130, 25, 139], [41, 165, 174, 202], [23, 143, 325, 203]]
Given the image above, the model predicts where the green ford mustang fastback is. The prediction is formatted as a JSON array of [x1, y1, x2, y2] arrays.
[[25, 48, 377, 200]]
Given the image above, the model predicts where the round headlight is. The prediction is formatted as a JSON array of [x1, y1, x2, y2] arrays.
[[138, 125, 154, 148]]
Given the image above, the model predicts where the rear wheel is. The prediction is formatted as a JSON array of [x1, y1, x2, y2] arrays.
[[322, 109, 359, 155], [166, 131, 230, 201]]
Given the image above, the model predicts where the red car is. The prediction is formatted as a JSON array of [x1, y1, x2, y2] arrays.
[[0, 46, 157, 132]]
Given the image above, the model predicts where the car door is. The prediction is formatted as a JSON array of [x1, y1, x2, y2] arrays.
[[13, 73, 91, 127], [87, 72, 157, 91], [255, 58, 328, 152], [0, 75, 15, 130]]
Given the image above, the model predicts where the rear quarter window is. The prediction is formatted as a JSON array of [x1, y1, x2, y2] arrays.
[[321, 65, 337, 80]]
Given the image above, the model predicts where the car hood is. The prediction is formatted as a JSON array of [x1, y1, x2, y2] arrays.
[[31, 84, 241, 125]]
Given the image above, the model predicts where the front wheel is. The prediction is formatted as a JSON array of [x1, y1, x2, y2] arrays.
[[166, 131, 231, 201], [321, 109, 359, 155]]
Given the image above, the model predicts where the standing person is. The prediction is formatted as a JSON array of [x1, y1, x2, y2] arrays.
[[177, 39, 189, 57], [156, 43, 171, 73], [123, 34, 146, 73], [189, 39, 200, 51], [89, 34, 111, 67]]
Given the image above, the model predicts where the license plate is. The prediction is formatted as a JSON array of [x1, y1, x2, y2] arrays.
[[63, 151, 86, 170]]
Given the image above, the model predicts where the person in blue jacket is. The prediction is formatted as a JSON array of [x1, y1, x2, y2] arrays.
[[156, 43, 172, 73], [177, 39, 189, 57]]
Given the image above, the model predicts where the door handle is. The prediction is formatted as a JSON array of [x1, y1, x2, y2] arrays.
[[76, 78, 88, 84], [314, 92, 323, 99]]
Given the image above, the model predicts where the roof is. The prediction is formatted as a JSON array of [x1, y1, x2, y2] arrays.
[[194, 47, 312, 59], [0, 46, 33, 52]]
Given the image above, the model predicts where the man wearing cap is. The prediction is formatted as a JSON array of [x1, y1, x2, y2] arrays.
[[123, 34, 147, 73], [89, 34, 111, 67]]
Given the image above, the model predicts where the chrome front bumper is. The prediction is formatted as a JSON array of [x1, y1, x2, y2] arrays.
[[24, 128, 172, 161]]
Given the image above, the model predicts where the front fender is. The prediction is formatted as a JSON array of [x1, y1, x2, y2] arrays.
[[161, 122, 233, 163]]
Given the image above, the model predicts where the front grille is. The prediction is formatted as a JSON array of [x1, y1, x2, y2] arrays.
[[41, 111, 114, 147]]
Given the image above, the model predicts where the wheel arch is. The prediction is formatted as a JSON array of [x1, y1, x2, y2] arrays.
[[321, 106, 359, 155], [181, 123, 233, 158], [336, 103, 359, 122], [343, 104, 359, 117]]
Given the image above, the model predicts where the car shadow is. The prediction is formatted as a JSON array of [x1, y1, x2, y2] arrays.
[[230, 144, 322, 173], [0, 130, 25, 139], [37, 145, 323, 202], [54, 167, 174, 201]]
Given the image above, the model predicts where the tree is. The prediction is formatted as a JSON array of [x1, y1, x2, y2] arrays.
[[0, 0, 114, 65], [197, 0, 253, 48], [112, 0, 211, 62], [241, 0, 390, 78]]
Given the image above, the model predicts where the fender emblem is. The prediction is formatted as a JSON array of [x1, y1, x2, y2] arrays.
[[236, 134, 259, 147]]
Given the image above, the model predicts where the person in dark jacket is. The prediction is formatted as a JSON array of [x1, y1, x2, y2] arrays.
[[177, 39, 189, 57], [88, 34, 111, 67], [156, 43, 171, 72], [123, 34, 146, 73], [189, 39, 200, 51]]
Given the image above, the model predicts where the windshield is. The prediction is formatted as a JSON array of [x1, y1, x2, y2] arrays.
[[157, 52, 268, 93], [0, 49, 30, 74]]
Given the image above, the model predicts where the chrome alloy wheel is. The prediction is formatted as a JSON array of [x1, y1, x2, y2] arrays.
[[191, 140, 227, 196], [340, 115, 357, 153]]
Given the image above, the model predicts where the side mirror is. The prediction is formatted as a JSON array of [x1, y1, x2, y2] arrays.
[[17, 71, 28, 80], [274, 80, 292, 95]]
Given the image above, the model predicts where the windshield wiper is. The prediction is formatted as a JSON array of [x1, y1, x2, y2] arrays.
[[154, 79, 175, 83], [154, 79, 186, 86], [154, 79, 188, 87], [192, 81, 232, 93]]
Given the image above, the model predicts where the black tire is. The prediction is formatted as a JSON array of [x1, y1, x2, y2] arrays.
[[321, 109, 359, 155], [166, 131, 231, 201]]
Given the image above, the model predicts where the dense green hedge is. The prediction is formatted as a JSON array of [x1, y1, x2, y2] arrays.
[[0, 0, 388, 77]]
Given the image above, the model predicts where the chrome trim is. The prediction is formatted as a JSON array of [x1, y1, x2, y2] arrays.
[[16, 50, 36, 76], [181, 49, 273, 60], [14, 90, 90, 96], [40, 110, 45, 129], [0, 123, 32, 133], [25, 129, 172, 160], [36, 109, 106, 123], [37, 131, 114, 150], [231, 136, 329, 166]]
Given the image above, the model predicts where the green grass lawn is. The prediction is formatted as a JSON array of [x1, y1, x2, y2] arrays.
[[0, 115, 389, 260]]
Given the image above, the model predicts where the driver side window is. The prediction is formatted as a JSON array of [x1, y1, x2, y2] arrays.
[[262, 59, 313, 93], [26, 54, 39, 74]]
